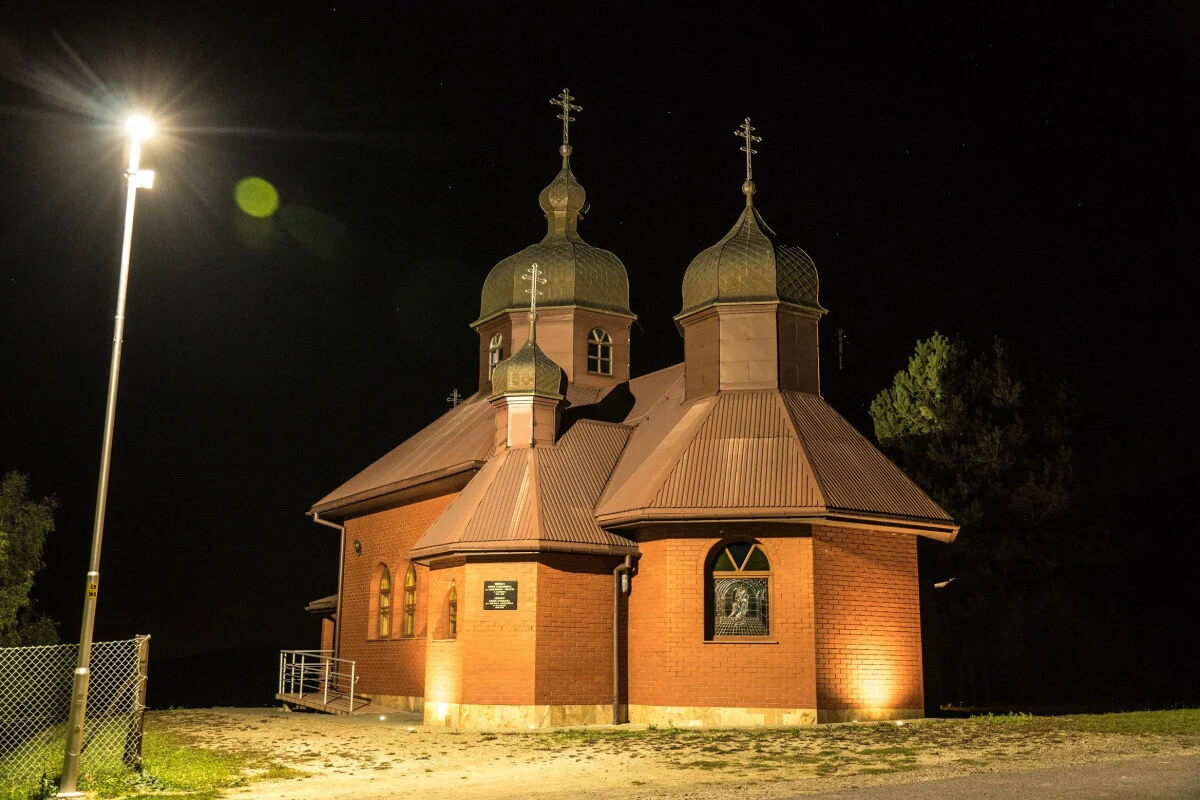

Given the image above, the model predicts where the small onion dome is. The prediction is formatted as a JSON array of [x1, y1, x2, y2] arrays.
[[476, 146, 632, 326], [679, 201, 823, 318], [489, 329, 565, 401]]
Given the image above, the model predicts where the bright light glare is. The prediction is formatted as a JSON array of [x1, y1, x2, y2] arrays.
[[125, 115, 154, 140]]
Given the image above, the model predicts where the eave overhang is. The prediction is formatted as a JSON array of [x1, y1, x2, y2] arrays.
[[307, 460, 485, 522], [595, 507, 959, 542]]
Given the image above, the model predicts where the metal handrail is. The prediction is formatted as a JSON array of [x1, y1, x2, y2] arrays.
[[278, 649, 360, 712]]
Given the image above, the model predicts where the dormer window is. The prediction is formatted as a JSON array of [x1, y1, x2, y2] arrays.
[[587, 327, 612, 375], [488, 333, 504, 378]]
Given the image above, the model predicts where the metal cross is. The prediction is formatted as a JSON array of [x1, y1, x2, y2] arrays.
[[446, 388, 462, 408], [735, 117, 762, 183], [550, 88, 582, 145], [523, 262, 547, 314]]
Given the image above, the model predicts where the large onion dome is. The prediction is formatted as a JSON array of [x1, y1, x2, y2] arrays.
[[489, 316, 565, 400], [475, 143, 632, 326], [679, 124, 824, 318]]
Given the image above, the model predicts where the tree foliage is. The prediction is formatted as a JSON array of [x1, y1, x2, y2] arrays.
[[0, 471, 59, 646], [870, 334, 1122, 708]]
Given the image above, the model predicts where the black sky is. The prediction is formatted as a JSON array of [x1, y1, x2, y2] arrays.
[[1, 1, 1197, 705]]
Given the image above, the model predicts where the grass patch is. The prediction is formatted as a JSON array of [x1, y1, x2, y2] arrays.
[[1038, 709, 1200, 736], [859, 746, 919, 756]]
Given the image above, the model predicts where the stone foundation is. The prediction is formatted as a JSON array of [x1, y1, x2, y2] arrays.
[[817, 707, 923, 723], [628, 705, 818, 728], [423, 702, 613, 729], [364, 694, 424, 713]]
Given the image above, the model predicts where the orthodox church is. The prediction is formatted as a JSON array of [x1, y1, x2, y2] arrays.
[[300, 90, 958, 730]]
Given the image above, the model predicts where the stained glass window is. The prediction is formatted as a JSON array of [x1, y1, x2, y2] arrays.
[[709, 542, 770, 637], [377, 567, 392, 638], [447, 582, 458, 639], [403, 565, 417, 637], [587, 328, 613, 375]]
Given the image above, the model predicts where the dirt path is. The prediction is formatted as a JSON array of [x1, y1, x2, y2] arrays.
[[153, 708, 1200, 800]]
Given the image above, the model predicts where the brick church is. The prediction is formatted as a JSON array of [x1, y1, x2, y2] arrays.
[[301, 91, 958, 729]]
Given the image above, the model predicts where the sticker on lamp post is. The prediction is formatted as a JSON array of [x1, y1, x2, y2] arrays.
[[483, 581, 518, 610]]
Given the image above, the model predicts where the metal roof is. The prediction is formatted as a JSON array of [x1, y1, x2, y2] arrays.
[[409, 420, 637, 560], [595, 384, 956, 538], [309, 393, 496, 516]]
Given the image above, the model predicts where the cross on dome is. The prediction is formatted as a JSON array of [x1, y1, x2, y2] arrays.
[[550, 88, 582, 149], [735, 117, 762, 203], [523, 262, 547, 314]]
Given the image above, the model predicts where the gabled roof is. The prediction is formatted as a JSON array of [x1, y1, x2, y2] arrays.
[[409, 420, 638, 561], [596, 377, 957, 539], [309, 393, 496, 518]]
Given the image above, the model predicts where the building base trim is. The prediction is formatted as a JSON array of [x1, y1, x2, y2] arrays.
[[817, 707, 924, 723], [363, 693, 424, 713], [424, 701, 614, 729], [628, 704, 818, 727]]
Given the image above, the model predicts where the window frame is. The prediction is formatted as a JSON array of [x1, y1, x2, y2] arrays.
[[587, 327, 613, 375], [488, 333, 504, 378], [376, 565, 392, 639], [705, 540, 773, 641], [402, 564, 417, 638], [447, 582, 458, 640]]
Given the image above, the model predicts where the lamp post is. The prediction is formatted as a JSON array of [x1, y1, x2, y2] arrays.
[[58, 115, 156, 798]]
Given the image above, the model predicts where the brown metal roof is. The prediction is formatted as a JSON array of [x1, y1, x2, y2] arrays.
[[409, 420, 637, 561], [596, 385, 957, 538], [781, 392, 952, 523], [309, 393, 496, 516]]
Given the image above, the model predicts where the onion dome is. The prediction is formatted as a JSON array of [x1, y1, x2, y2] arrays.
[[679, 118, 824, 318], [475, 90, 632, 327], [490, 314, 565, 400]]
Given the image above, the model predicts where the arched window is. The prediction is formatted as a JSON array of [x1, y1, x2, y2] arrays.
[[488, 334, 504, 378], [709, 541, 770, 638], [447, 582, 458, 639], [376, 566, 392, 638], [587, 327, 613, 375], [402, 565, 417, 637]]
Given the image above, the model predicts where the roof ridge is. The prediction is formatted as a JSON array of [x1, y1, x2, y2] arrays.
[[775, 391, 829, 508]]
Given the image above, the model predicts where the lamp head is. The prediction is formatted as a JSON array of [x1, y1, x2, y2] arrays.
[[125, 115, 154, 140]]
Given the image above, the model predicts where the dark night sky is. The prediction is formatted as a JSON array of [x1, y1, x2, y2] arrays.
[[1, 2, 1198, 704]]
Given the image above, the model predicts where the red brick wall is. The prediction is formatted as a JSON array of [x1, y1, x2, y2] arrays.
[[337, 493, 457, 698], [627, 533, 817, 709], [812, 526, 923, 713], [534, 555, 620, 706], [458, 559, 539, 706], [424, 562, 465, 713]]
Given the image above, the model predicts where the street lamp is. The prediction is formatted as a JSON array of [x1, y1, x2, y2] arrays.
[[58, 114, 156, 797]]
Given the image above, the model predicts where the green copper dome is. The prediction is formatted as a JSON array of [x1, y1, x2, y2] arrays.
[[490, 321, 565, 400], [679, 197, 822, 318], [475, 148, 632, 326]]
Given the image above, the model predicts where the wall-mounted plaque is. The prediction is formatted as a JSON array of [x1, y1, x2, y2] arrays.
[[483, 580, 518, 610]]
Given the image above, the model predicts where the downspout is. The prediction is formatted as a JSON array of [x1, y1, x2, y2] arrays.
[[310, 512, 345, 661], [612, 554, 633, 724]]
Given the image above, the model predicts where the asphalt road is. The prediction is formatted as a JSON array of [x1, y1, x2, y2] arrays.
[[798, 754, 1200, 799]]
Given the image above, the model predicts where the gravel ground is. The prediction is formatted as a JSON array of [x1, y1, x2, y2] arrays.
[[152, 707, 1200, 799]]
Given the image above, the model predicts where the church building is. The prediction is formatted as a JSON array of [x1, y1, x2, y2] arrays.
[[299, 90, 958, 729]]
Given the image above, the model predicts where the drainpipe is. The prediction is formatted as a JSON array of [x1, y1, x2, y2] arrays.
[[612, 554, 633, 725], [311, 512, 345, 661]]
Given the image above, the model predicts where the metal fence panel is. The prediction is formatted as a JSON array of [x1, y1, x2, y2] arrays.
[[0, 636, 149, 786]]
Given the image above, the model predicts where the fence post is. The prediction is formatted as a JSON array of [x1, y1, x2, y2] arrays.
[[298, 653, 305, 701], [278, 651, 284, 695], [123, 635, 150, 769]]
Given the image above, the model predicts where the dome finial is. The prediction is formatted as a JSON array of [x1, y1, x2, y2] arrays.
[[550, 88, 582, 162], [735, 117, 762, 205], [522, 262, 548, 343]]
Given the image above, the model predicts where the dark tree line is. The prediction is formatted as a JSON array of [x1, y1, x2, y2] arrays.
[[870, 334, 1138, 710]]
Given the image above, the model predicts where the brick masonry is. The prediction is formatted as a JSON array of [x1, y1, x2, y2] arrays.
[[337, 493, 457, 701], [340, 507, 925, 725], [812, 525, 924, 720]]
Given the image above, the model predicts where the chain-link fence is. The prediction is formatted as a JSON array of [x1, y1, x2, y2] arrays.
[[0, 636, 149, 787]]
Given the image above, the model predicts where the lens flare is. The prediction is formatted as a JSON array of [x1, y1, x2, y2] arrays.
[[235, 177, 280, 218]]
